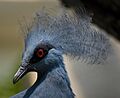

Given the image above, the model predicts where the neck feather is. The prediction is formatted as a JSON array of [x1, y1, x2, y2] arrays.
[[23, 61, 75, 98]]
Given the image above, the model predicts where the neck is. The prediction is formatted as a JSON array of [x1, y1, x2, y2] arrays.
[[23, 63, 74, 98], [37, 62, 72, 91]]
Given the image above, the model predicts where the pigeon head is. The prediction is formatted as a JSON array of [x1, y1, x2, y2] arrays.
[[13, 8, 112, 84], [13, 41, 63, 84]]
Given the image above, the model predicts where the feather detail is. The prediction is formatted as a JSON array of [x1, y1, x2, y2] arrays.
[[25, 8, 112, 64]]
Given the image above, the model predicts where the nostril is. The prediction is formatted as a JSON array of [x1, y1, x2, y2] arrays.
[[20, 66, 25, 71]]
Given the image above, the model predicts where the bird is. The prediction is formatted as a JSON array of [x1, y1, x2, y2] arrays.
[[11, 2, 112, 98]]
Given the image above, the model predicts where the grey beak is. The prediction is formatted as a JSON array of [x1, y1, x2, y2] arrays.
[[13, 66, 28, 84]]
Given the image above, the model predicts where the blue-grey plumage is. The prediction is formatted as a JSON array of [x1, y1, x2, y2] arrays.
[[11, 5, 112, 98], [25, 9, 112, 64], [12, 46, 74, 98]]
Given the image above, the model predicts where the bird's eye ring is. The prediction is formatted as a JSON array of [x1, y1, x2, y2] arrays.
[[36, 49, 45, 58]]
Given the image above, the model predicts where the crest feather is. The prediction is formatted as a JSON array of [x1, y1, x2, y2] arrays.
[[25, 8, 112, 64]]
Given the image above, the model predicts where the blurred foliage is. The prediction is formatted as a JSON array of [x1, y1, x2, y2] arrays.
[[0, 63, 25, 98]]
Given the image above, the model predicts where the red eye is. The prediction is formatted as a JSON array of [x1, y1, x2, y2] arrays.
[[36, 49, 45, 58]]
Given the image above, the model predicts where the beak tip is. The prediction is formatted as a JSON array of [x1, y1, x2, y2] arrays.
[[13, 76, 17, 84], [13, 79, 16, 84], [12, 66, 27, 85]]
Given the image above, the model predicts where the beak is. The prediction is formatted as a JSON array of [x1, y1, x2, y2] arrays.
[[13, 66, 28, 84]]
